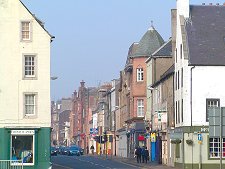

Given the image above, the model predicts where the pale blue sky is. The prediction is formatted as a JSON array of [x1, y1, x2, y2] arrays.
[[21, 0, 225, 101]]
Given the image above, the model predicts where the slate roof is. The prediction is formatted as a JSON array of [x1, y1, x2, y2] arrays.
[[151, 64, 174, 88], [152, 38, 172, 57], [130, 26, 164, 58], [186, 5, 225, 66]]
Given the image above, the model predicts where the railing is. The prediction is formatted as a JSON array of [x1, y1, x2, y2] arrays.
[[0, 160, 23, 169]]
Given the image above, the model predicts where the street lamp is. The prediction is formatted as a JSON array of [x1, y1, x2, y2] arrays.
[[51, 76, 58, 80], [113, 106, 119, 156]]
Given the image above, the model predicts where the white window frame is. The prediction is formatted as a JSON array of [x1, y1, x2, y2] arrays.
[[206, 98, 220, 122], [137, 99, 144, 117], [21, 21, 32, 41], [209, 137, 225, 158], [23, 54, 37, 79], [137, 68, 144, 82], [11, 130, 35, 166], [24, 93, 37, 117]]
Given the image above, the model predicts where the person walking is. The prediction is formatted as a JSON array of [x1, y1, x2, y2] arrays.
[[136, 146, 142, 163], [86, 146, 89, 154], [90, 145, 94, 155], [141, 146, 145, 163], [144, 147, 149, 163]]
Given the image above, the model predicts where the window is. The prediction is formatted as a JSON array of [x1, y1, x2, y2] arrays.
[[176, 101, 178, 124], [175, 72, 177, 90], [11, 130, 34, 165], [24, 94, 36, 116], [137, 68, 144, 82], [181, 68, 183, 88], [181, 99, 183, 123], [175, 48, 177, 63], [209, 138, 225, 158], [137, 99, 144, 117], [206, 99, 220, 122], [21, 21, 31, 41], [178, 100, 180, 123], [24, 55, 36, 78], [178, 70, 180, 90], [180, 44, 183, 59]]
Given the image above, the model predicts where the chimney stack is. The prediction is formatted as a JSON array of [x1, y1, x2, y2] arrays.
[[209, 3, 213, 5], [202, 3, 205, 5], [216, 3, 219, 5]]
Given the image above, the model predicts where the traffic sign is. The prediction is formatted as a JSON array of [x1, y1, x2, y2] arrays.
[[198, 133, 202, 141]]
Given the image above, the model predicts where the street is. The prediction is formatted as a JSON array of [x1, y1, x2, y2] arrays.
[[51, 155, 137, 169]]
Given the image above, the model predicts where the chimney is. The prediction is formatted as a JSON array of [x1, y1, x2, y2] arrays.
[[224, 2, 225, 6], [80, 80, 85, 87], [216, 3, 219, 5], [177, 0, 190, 18], [202, 3, 205, 5], [209, 3, 213, 5]]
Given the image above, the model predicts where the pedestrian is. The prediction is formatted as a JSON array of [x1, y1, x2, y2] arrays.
[[144, 147, 149, 163], [86, 146, 89, 154], [90, 145, 94, 155], [141, 146, 145, 163], [136, 146, 142, 163]]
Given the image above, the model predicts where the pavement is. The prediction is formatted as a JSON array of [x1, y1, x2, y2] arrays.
[[94, 155, 181, 169]]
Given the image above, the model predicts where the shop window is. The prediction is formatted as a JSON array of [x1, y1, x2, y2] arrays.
[[209, 137, 225, 158], [11, 130, 34, 165]]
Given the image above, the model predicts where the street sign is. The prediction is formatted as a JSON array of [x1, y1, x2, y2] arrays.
[[198, 133, 202, 141], [90, 128, 98, 134], [209, 107, 225, 137]]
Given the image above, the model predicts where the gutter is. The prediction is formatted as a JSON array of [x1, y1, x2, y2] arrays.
[[190, 66, 195, 169]]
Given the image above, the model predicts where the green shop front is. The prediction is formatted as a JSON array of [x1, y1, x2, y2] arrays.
[[0, 127, 51, 169], [172, 126, 225, 169]]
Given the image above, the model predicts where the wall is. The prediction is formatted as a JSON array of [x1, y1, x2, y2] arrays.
[[0, 0, 51, 128]]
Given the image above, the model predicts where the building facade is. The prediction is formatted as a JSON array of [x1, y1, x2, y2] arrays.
[[174, 1, 225, 168], [0, 0, 54, 168]]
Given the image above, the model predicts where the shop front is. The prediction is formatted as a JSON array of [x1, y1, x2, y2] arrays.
[[0, 128, 51, 169]]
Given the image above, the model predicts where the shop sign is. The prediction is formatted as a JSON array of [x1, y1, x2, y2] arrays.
[[151, 133, 156, 142], [11, 130, 35, 135], [138, 135, 145, 141]]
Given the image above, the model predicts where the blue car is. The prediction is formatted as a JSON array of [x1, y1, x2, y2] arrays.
[[67, 146, 80, 156]]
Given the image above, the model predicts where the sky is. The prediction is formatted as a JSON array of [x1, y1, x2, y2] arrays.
[[21, 0, 225, 101]]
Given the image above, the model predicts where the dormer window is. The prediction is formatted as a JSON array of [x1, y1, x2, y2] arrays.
[[137, 68, 144, 82]]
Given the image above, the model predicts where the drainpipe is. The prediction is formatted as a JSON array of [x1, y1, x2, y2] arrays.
[[190, 66, 195, 169]]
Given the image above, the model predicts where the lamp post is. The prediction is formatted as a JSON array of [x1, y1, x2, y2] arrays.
[[113, 106, 119, 156]]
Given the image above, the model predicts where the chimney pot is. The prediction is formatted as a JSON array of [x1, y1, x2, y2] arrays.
[[209, 3, 213, 5], [202, 3, 205, 5], [216, 3, 219, 5]]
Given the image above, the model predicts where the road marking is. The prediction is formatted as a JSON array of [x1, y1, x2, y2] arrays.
[[53, 163, 73, 169]]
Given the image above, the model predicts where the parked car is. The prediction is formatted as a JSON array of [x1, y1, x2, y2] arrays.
[[67, 146, 81, 156], [70, 145, 84, 155], [51, 147, 57, 156], [62, 147, 69, 155]]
